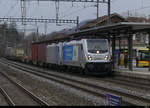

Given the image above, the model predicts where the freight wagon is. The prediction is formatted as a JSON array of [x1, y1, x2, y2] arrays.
[[38, 43, 47, 66], [5, 47, 25, 61], [31, 44, 38, 65]]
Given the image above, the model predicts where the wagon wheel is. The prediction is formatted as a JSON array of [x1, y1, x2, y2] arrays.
[[80, 68, 86, 75]]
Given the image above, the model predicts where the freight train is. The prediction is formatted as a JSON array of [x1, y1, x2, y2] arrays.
[[5, 47, 25, 61], [5, 38, 113, 75]]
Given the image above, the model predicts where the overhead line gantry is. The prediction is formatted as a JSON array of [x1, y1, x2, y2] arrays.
[[20, 0, 111, 24], [20, 0, 108, 3], [0, 17, 78, 24]]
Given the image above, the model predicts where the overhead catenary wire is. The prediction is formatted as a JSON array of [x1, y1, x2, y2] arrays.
[[0, 1, 7, 12], [120, 4, 150, 17], [4, 1, 19, 18], [1, 0, 110, 34], [112, 0, 150, 16], [60, 4, 96, 18], [55, 0, 59, 24], [111, 0, 119, 4], [129, 5, 150, 12], [60, 2, 86, 17]]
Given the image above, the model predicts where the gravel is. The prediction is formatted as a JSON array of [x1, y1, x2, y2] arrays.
[[0, 70, 40, 106], [2, 59, 150, 105], [10, 60, 150, 103], [0, 91, 8, 106], [0, 63, 107, 106]]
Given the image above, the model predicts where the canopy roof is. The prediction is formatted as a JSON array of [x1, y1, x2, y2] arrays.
[[70, 22, 150, 38], [33, 22, 150, 44]]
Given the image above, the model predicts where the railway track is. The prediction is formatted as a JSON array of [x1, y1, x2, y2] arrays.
[[0, 87, 15, 106], [100, 77, 150, 91], [1, 58, 150, 105], [0, 69, 49, 106]]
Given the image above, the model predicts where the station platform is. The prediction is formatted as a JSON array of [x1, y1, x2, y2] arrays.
[[113, 66, 150, 80]]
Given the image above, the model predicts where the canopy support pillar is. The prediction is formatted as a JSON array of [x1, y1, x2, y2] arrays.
[[112, 36, 116, 69], [149, 32, 150, 71], [118, 38, 121, 66], [128, 34, 133, 71]]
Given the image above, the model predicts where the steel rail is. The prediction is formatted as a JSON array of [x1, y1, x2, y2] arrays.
[[2, 59, 150, 105], [0, 59, 145, 105], [0, 71, 49, 106], [0, 87, 15, 106], [101, 78, 150, 91]]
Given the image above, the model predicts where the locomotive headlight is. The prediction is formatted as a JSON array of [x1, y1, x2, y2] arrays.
[[104, 55, 109, 60], [88, 55, 92, 60], [96, 50, 100, 54]]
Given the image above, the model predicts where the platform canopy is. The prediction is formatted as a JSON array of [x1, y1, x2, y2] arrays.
[[33, 22, 150, 44], [70, 22, 150, 39]]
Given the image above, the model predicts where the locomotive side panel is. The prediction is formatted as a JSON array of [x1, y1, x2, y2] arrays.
[[63, 45, 73, 65], [78, 44, 86, 68], [62, 42, 82, 67]]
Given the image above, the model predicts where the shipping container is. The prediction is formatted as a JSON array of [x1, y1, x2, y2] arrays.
[[16, 49, 24, 57], [5, 47, 16, 60], [46, 44, 58, 64], [24, 41, 32, 63], [38, 43, 47, 64], [15, 49, 24, 61], [32, 44, 38, 64]]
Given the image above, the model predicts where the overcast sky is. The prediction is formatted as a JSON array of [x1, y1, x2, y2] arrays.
[[0, 0, 150, 35]]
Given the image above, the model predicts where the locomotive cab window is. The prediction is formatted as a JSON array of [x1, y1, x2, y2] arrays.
[[86, 39, 108, 54]]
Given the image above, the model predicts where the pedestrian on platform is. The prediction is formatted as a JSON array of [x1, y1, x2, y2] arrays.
[[124, 53, 128, 68]]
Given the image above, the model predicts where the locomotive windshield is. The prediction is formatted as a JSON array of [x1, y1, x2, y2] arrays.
[[87, 39, 108, 53]]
